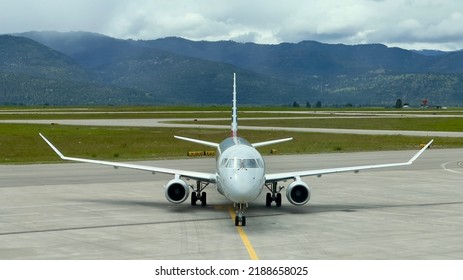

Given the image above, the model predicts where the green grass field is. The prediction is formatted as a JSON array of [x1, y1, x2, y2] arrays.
[[1, 122, 462, 164], [1, 106, 462, 164]]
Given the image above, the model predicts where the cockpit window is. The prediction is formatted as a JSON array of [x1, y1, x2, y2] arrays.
[[225, 158, 239, 168], [222, 158, 261, 169], [242, 159, 258, 168]]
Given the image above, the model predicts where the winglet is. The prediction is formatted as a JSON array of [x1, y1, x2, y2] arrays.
[[407, 139, 433, 164], [39, 133, 65, 159]]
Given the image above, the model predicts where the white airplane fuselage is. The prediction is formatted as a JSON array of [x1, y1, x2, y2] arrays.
[[216, 137, 265, 203]]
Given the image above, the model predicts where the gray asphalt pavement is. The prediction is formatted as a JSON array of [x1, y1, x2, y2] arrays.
[[1, 148, 462, 259]]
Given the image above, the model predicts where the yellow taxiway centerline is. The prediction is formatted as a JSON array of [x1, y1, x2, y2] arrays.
[[228, 207, 259, 260]]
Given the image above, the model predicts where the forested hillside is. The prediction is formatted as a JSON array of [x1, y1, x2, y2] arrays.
[[0, 31, 461, 106]]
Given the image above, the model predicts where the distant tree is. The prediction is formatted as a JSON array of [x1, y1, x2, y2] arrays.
[[306, 102, 311, 108], [315, 101, 322, 108], [395, 98, 403, 109], [293, 101, 300, 108]]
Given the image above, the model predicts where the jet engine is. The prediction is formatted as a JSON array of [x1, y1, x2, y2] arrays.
[[165, 179, 190, 204], [286, 181, 311, 206]]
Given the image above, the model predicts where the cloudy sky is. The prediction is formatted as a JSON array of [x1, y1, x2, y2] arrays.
[[1, 0, 462, 50]]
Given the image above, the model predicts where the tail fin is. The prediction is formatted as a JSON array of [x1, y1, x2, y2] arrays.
[[231, 73, 238, 138]]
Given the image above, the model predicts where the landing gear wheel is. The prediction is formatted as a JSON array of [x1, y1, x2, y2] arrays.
[[201, 192, 207, 206], [191, 181, 210, 206], [276, 193, 282, 207], [266, 193, 272, 207], [265, 182, 284, 207], [191, 192, 197, 206], [235, 215, 246, 226], [234, 203, 248, 226]]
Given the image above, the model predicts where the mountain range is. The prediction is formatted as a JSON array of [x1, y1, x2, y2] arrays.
[[1, 31, 462, 106]]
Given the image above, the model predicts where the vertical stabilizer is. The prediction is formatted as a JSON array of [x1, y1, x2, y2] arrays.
[[231, 73, 238, 138]]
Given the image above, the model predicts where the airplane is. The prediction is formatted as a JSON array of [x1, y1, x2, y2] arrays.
[[40, 73, 433, 226]]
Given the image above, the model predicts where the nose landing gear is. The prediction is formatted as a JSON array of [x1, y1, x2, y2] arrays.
[[234, 203, 248, 226]]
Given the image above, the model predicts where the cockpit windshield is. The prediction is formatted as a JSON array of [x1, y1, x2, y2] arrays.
[[221, 158, 263, 169]]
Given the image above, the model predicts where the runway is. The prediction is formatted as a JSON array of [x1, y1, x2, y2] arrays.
[[1, 148, 462, 259]]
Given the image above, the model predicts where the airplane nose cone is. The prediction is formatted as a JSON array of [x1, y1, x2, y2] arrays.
[[222, 170, 264, 203]]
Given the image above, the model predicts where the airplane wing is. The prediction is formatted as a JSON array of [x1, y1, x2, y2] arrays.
[[265, 139, 433, 183], [39, 133, 216, 183]]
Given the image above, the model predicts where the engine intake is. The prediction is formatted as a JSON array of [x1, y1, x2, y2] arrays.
[[165, 179, 190, 204], [286, 181, 311, 206]]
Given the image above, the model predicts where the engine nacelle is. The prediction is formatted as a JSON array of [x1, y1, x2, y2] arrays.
[[165, 179, 190, 204], [286, 181, 311, 206]]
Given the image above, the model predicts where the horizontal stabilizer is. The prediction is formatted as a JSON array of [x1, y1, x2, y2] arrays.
[[252, 137, 293, 148], [174, 135, 219, 148]]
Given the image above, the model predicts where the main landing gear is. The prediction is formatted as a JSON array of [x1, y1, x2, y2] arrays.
[[191, 181, 208, 206], [234, 203, 248, 226], [265, 182, 283, 207]]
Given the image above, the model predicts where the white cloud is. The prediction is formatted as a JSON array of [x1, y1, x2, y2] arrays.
[[1, 0, 463, 50]]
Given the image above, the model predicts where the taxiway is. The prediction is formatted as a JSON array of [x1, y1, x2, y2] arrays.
[[3, 118, 463, 138], [1, 148, 462, 259]]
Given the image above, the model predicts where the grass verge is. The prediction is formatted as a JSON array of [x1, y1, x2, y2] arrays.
[[1, 123, 462, 164]]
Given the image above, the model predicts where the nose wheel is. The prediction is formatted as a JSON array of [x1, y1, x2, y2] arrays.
[[234, 203, 248, 226]]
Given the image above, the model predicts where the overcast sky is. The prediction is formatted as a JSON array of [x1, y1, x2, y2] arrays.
[[1, 0, 462, 50]]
